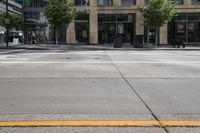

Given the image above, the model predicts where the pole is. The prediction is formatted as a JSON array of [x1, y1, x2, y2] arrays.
[[6, 0, 9, 47]]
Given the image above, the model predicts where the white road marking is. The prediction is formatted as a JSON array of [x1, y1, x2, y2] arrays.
[[0, 49, 24, 54], [4, 52, 199, 56], [0, 61, 200, 64]]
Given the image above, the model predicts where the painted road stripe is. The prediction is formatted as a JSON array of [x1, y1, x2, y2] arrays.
[[0, 49, 24, 54], [0, 61, 200, 64], [0, 120, 200, 127]]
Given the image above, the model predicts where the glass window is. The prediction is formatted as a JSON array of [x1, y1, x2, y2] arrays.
[[97, 0, 113, 6], [23, 0, 48, 7], [24, 12, 40, 23], [98, 14, 135, 44], [144, 0, 148, 5], [168, 13, 200, 43], [173, 0, 183, 4], [75, 0, 89, 6], [192, 0, 200, 4], [174, 13, 186, 20], [188, 13, 200, 20], [121, 0, 136, 5]]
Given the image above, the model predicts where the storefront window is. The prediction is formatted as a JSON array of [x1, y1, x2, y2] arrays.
[[98, 14, 135, 44], [168, 13, 200, 43]]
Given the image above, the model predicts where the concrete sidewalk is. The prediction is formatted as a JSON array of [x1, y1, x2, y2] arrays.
[[1, 43, 200, 51]]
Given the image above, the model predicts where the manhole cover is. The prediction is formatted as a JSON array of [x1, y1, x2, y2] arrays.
[[94, 57, 100, 60], [65, 57, 71, 59]]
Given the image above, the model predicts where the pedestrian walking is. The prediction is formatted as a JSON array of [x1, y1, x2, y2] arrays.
[[31, 31, 38, 45]]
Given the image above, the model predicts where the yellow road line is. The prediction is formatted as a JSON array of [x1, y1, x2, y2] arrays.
[[0, 120, 200, 127], [160, 121, 200, 127], [0, 120, 159, 127]]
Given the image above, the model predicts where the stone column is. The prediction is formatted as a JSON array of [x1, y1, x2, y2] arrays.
[[66, 0, 75, 44], [136, 0, 144, 36], [90, 0, 97, 6], [114, 0, 121, 6], [89, 0, 98, 44], [89, 10, 98, 44], [66, 22, 76, 44], [184, 0, 191, 7], [160, 24, 168, 45]]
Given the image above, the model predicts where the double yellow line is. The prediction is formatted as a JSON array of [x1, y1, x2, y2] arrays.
[[0, 120, 200, 127]]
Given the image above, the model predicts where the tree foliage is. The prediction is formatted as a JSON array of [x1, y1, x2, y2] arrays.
[[44, 0, 77, 44], [44, 0, 77, 27], [0, 12, 22, 31], [138, 0, 176, 46], [138, 0, 176, 28]]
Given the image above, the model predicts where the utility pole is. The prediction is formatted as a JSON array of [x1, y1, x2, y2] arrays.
[[6, 0, 9, 47]]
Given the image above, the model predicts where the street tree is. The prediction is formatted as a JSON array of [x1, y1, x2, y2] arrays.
[[44, 0, 77, 45], [138, 0, 176, 47], [0, 12, 22, 31]]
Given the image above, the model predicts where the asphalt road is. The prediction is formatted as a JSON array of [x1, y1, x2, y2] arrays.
[[0, 48, 200, 133]]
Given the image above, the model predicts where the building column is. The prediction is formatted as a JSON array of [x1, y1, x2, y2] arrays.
[[160, 24, 168, 45], [66, 0, 75, 44], [89, 10, 98, 44], [114, 0, 121, 6], [136, 0, 144, 36], [184, 0, 191, 6], [66, 22, 76, 44], [89, 0, 98, 44]]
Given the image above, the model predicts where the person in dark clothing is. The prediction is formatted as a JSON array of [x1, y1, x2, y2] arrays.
[[177, 39, 185, 48], [170, 38, 177, 48]]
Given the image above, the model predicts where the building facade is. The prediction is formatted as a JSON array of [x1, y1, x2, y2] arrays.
[[22, 0, 49, 44], [66, 0, 200, 45], [0, 0, 22, 43]]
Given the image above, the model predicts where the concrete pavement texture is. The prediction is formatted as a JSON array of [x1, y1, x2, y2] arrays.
[[0, 48, 200, 132]]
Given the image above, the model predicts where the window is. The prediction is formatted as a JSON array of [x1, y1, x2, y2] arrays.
[[97, 0, 113, 6], [192, 0, 200, 4], [24, 12, 40, 23], [75, 0, 89, 6], [173, 0, 183, 4], [168, 13, 200, 43], [98, 14, 135, 44], [23, 0, 48, 7], [121, 0, 136, 5]]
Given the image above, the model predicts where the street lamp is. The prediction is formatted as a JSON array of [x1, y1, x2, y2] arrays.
[[6, 0, 9, 47]]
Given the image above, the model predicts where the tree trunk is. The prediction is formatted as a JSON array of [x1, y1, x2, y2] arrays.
[[147, 27, 150, 45], [155, 27, 159, 47], [55, 27, 58, 45], [53, 25, 56, 44]]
